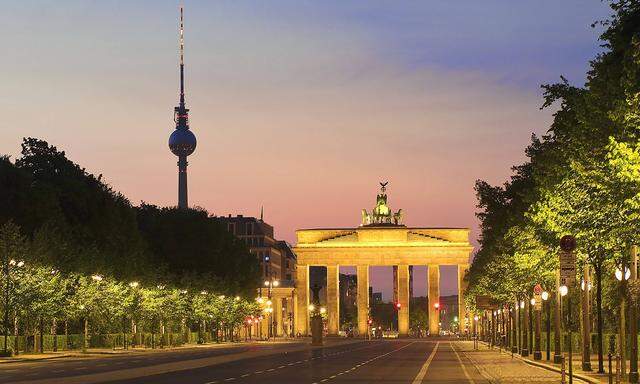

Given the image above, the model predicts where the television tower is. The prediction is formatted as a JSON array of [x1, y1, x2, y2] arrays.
[[168, 6, 197, 209]]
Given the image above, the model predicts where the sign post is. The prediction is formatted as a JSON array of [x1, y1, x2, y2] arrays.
[[559, 235, 577, 384], [533, 284, 543, 360]]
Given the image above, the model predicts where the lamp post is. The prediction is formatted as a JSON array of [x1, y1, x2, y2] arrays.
[[473, 315, 479, 350], [559, 284, 569, 383], [519, 300, 525, 355], [512, 302, 518, 353], [532, 297, 542, 360], [3, 259, 24, 356], [264, 278, 279, 339], [542, 291, 550, 361], [581, 266, 592, 372], [554, 274, 563, 363], [522, 299, 529, 357], [616, 263, 630, 379], [594, 251, 605, 374], [629, 245, 638, 383]]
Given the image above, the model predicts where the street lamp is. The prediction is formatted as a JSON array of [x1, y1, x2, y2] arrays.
[[559, 285, 568, 297], [542, 291, 551, 361], [264, 278, 279, 339], [3, 259, 25, 356], [615, 267, 631, 282], [520, 298, 529, 357]]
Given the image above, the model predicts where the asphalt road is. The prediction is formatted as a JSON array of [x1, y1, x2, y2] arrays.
[[3, 340, 492, 384]]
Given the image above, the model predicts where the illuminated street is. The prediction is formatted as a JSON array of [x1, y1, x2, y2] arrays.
[[0, 339, 585, 384]]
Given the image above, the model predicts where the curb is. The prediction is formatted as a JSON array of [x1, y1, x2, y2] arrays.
[[518, 355, 601, 384]]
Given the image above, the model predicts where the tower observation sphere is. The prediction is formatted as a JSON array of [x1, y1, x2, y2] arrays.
[[169, 129, 196, 157], [168, 6, 196, 209]]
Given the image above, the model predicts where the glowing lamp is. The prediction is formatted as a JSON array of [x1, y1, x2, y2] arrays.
[[559, 285, 568, 297], [616, 267, 631, 281]]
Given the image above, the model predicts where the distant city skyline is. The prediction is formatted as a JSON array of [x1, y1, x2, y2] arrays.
[[0, 1, 612, 296]]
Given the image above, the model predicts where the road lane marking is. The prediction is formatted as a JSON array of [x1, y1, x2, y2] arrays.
[[313, 341, 416, 384], [450, 342, 475, 384], [411, 341, 440, 384]]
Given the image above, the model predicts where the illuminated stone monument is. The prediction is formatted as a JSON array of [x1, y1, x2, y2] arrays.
[[293, 183, 473, 337]]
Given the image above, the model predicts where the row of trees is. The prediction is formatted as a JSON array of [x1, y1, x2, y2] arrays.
[[0, 138, 262, 354], [467, 0, 640, 329]]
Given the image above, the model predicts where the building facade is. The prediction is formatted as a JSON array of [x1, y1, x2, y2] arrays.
[[217, 214, 297, 338], [218, 215, 296, 283]]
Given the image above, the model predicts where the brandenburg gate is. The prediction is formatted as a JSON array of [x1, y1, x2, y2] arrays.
[[293, 183, 473, 337]]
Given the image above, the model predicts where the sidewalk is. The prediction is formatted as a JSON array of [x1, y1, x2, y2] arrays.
[[456, 341, 609, 383], [477, 342, 621, 383]]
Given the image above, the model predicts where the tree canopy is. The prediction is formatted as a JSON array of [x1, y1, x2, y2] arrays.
[[467, 0, 640, 319]]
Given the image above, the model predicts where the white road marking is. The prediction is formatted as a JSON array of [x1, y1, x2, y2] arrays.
[[313, 341, 416, 383], [450, 342, 475, 384], [411, 341, 440, 384]]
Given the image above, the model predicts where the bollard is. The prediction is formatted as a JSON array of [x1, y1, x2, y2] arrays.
[[561, 356, 567, 384]]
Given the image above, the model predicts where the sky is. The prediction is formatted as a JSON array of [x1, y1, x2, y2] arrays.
[[0, 1, 612, 299]]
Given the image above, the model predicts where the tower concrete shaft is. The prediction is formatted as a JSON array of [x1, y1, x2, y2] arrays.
[[178, 155, 188, 209]]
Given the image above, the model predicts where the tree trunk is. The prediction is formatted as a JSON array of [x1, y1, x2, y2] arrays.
[[39, 317, 44, 353], [83, 318, 88, 352], [52, 317, 57, 352], [64, 319, 68, 350], [13, 315, 18, 356]]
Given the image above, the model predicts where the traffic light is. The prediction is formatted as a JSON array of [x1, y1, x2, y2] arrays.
[[368, 318, 373, 325], [395, 302, 401, 310]]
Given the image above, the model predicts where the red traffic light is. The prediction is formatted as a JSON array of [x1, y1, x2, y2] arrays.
[[368, 319, 373, 325], [395, 302, 401, 310]]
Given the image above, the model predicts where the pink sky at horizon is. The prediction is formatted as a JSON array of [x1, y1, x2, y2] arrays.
[[0, 1, 611, 296]]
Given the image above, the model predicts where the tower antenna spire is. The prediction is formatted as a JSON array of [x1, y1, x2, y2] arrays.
[[179, 5, 185, 108]]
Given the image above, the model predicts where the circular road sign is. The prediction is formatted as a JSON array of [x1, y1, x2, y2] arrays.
[[560, 235, 577, 252]]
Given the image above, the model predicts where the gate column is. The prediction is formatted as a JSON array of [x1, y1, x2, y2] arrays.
[[356, 265, 369, 336], [428, 264, 440, 336], [327, 265, 340, 335], [458, 264, 469, 334], [397, 264, 410, 336], [295, 264, 309, 336]]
